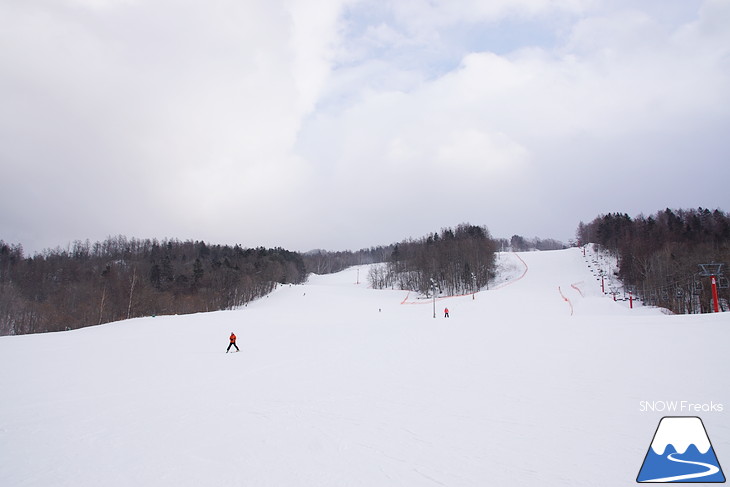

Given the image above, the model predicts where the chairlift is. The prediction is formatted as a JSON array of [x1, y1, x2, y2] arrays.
[[719, 277, 730, 289], [692, 281, 703, 295], [698, 263, 724, 277]]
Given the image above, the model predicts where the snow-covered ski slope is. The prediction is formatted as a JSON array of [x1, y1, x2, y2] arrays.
[[1, 248, 728, 487]]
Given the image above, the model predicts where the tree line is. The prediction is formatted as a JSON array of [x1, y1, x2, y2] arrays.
[[0, 236, 307, 335], [576, 207, 730, 313], [301, 246, 393, 275], [499, 235, 566, 252], [0, 224, 565, 335], [368, 223, 498, 297]]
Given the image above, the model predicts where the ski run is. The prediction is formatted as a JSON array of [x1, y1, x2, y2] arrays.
[[1, 247, 728, 486]]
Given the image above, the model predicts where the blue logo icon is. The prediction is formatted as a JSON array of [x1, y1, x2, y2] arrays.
[[637, 416, 725, 483]]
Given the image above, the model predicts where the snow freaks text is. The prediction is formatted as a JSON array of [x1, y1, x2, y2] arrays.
[[639, 401, 724, 413]]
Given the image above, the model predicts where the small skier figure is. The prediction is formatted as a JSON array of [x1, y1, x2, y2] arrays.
[[444, 307, 449, 318], [226, 332, 239, 353]]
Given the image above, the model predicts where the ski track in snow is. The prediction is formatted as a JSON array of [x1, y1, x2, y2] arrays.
[[557, 286, 574, 315], [1, 248, 728, 487], [642, 453, 720, 482]]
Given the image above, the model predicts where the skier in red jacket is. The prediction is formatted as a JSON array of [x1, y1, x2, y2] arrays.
[[226, 332, 239, 353]]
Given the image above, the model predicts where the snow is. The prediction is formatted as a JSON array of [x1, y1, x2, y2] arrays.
[[650, 417, 711, 455], [1, 248, 728, 486]]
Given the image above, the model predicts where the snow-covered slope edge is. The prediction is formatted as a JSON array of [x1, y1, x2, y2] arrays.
[[1, 248, 727, 487]]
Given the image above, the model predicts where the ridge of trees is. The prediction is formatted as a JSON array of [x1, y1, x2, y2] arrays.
[[499, 235, 566, 252], [576, 207, 730, 313], [368, 223, 498, 296], [0, 236, 306, 335], [302, 246, 394, 275], [0, 226, 567, 336]]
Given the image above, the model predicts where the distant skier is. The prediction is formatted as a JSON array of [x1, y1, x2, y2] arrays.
[[444, 307, 449, 318], [226, 332, 239, 353]]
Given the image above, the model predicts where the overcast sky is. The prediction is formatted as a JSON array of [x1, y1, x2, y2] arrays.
[[2, 0, 729, 254]]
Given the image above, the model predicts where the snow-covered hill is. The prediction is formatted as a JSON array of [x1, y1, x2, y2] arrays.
[[1, 248, 728, 486]]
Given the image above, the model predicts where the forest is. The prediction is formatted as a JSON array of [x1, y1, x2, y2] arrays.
[[3, 207, 725, 335], [576, 207, 730, 313], [301, 246, 393, 275], [0, 225, 507, 335], [0, 237, 306, 335], [368, 223, 498, 297]]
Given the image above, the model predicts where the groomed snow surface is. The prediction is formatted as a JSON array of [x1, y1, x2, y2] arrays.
[[1, 248, 728, 486]]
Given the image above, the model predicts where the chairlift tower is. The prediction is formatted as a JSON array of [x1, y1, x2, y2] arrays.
[[430, 278, 437, 318], [698, 263, 725, 313]]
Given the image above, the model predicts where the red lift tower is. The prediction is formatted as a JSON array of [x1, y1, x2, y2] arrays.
[[698, 263, 725, 313]]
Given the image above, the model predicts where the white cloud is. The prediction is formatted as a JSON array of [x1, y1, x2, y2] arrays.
[[0, 0, 347, 250], [435, 129, 529, 175], [1, 0, 728, 251], [297, 0, 730, 245], [388, 0, 592, 30]]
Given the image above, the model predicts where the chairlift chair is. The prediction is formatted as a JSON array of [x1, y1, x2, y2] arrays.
[[692, 281, 703, 294]]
